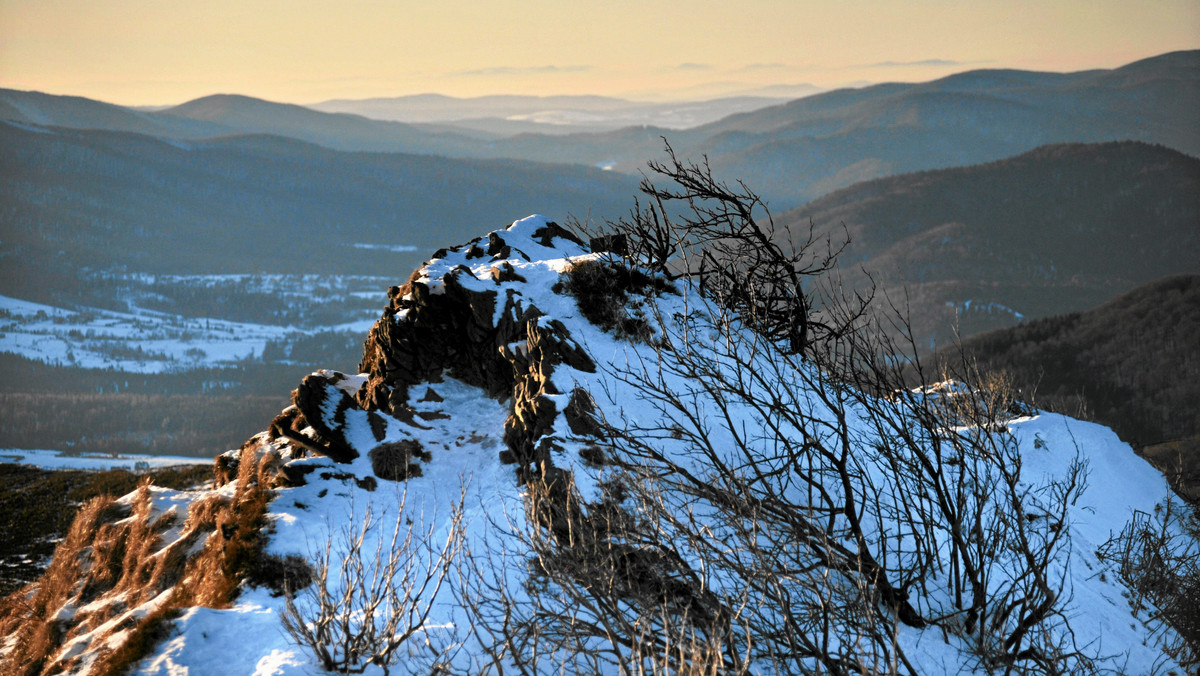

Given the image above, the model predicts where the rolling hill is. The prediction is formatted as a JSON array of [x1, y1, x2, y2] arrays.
[[470, 50, 1200, 208], [687, 50, 1200, 206], [0, 88, 229, 138], [159, 93, 491, 155], [308, 92, 802, 134], [4, 50, 1196, 211], [784, 141, 1200, 348]]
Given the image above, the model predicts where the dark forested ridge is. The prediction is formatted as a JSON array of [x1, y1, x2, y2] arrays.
[[929, 275, 1200, 498], [0, 350, 361, 458], [789, 141, 1200, 348], [0, 392, 288, 459], [0, 120, 638, 292]]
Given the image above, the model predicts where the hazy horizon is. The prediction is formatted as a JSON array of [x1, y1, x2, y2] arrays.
[[2, 0, 1197, 107]]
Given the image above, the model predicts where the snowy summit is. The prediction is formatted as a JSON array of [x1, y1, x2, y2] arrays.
[[0, 213, 1194, 675]]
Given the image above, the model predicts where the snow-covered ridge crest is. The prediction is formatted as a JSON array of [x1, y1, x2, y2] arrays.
[[0, 214, 1194, 675]]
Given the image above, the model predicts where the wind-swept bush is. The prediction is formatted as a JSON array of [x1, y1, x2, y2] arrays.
[[281, 492, 466, 675], [464, 144, 1098, 674], [1098, 499, 1200, 670]]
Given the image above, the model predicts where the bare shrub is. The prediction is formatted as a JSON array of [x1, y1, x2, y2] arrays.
[[1098, 499, 1200, 670], [457, 475, 753, 675], [504, 145, 1099, 674], [280, 490, 466, 675], [247, 553, 316, 597], [568, 139, 848, 355], [554, 258, 675, 342]]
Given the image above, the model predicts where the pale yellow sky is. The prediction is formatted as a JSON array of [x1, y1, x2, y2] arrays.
[[1, 0, 1197, 105]]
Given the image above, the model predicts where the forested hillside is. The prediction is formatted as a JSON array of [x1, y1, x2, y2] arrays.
[[0, 120, 638, 291], [788, 141, 1200, 347]]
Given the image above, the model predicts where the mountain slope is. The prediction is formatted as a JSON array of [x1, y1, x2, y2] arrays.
[[0, 88, 230, 139], [309, 92, 798, 133], [430, 50, 1198, 208], [5, 51, 1196, 211], [0, 119, 639, 293], [785, 141, 1200, 347], [0, 217, 1191, 674]]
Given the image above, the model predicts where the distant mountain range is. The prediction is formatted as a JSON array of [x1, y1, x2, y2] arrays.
[[454, 49, 1200, 207], [308, 92, 813, 134], [786, 141, 1200, 348], [3, 50, 1196, 210]]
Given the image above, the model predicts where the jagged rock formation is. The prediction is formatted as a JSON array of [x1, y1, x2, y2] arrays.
[[281, 216, 605, 488]]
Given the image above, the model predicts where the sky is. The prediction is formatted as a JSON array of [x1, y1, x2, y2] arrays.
[[1, 0, 1198, 106]]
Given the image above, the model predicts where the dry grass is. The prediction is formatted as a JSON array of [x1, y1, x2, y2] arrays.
[[0, 441, 279, 675], [86, 600, 183, 676], [175, 443, 274, 609], [0, 495, 117, 676]]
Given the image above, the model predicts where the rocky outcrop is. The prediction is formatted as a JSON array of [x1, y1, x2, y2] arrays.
[[209, 217, 606, 490], [353, 216, 600, 483]]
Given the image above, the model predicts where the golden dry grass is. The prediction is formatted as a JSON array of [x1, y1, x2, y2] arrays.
[[0, 495, 116, 676], [0, 441, 279, 675]]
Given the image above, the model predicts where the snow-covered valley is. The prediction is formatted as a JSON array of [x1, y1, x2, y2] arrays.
[[0, 273, 388, 374]]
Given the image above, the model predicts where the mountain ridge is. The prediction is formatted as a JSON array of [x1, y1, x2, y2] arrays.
[[0, 119, 640, 300], [927, 274, 1200, 500], [4, 50, 1196, 210], [784, 140, 1200, 348]]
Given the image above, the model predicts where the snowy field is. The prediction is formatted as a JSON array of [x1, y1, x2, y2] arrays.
[[0, 280, 381, 373], [0, 448, 212, 471]]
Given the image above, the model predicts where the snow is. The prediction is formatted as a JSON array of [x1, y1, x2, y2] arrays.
[[0, 293, 293, 372], [140, 588, 307, 676], [349, 243, 420, 253], [133, 376, 518, 675], [946, 298, 1026, 321], [16, 215, 1185, 675]]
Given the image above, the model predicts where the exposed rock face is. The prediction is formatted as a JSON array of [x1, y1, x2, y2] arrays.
[[217, 216, 604, 488], [353, 216, 599, 482]]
